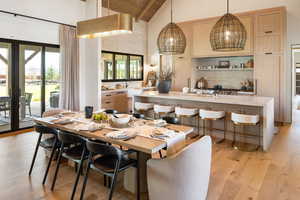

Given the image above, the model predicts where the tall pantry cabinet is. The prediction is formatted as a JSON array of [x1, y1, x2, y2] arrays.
[[254, 7, 286, 122]]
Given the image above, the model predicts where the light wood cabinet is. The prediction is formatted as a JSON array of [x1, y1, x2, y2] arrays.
[[257, 12, 282, 36], [192, 15, 253, 58], [101, 91, 129, 113], [255, 55, 281, 120], [254, 8, 286, 122]]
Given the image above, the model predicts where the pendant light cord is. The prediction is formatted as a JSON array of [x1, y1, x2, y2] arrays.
[[171, 0, 173, 23], [227, 0, 229, 14]]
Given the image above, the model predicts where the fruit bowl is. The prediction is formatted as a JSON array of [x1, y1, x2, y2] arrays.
[[92, 112, 109, 123]]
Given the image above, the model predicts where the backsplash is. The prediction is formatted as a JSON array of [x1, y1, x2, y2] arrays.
[[101, 81, 143, 89], [192, 56, 254, 89]]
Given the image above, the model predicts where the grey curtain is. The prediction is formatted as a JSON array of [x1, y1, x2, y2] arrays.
[[59, 25, 80, 111]]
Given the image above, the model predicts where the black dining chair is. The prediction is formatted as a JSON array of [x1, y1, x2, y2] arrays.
[[104, 109, 118, 115], [49, 131, 88, 200], [29, 125, 59, 176], [133, 113, 145, 119], [79, 139, 140, 200], [162, 116, 180, 125]]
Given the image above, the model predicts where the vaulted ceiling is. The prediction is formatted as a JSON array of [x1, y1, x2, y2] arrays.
[[81, 0, 166, 21]]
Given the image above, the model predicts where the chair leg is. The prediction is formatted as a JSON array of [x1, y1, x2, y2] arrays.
[[51, 143, 64, 191], [42, 137, 58, 184], [159, 150, 163, 159], [29, 105, 32, 116], [80, 155, 92, 200], [108, 162, 120, 200], [29, 132, 42, 175], [104, 175, 107, 187], [136, 152, 140, 200], [71, 147, 86, 200]]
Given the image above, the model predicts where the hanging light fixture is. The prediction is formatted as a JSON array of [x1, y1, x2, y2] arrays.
[[157, 0, 186, 55], [210, 0, 247, 51], [77, 0, 133, 39]]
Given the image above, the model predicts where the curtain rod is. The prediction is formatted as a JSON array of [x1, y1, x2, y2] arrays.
[[0, 10, 77, 28]]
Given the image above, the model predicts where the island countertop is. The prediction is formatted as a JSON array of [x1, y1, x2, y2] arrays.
[[134, 91, 274, 107]]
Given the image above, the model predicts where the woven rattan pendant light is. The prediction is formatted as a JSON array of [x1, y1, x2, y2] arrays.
[[210, 0, 247, 51], [157, 0, 186, 55]]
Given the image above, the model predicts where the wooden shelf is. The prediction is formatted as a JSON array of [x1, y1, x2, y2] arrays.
[[197, 68, 254, 72]]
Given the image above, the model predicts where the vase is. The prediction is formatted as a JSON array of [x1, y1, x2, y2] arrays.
[[157, 80, 172, 94]]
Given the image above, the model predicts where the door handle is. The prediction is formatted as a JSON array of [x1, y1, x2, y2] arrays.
[[265, 52, 273, 55], [264, 31, 273, 34]]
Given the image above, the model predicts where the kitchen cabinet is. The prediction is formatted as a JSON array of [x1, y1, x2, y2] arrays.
[[101, 91, 129, 113], [192, 15, 253, 58], [255, 55, 281, 121], [257, 12, 282, 36], [254, 7, 286, 122]]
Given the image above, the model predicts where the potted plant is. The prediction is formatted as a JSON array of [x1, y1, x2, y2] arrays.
[[157, 68, 173, 94]]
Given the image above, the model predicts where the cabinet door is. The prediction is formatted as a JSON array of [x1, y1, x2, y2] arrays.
[[257, 12, 281, 36], [255, 55, 281, 121], [114, 92, 128, 113], [192, 16, 253, 57], [256, 35, 281, 55]]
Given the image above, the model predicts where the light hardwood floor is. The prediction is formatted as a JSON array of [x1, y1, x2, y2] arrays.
[[1, 111, 300, 200]]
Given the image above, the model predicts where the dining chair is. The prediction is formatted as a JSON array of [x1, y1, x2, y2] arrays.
[[25, 92, 33, 116], [29, 109, 65, 176], [29, 125, 59, 176], [162, 116, 179, 124], [79, 139, 139, 200], [50, 131, 88, 200], [104, 109, 118, 114], [133, 113, 145, 119], [147, 136, 212, 200]]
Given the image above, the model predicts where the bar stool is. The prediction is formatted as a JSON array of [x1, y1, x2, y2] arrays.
[[175, 107, 199, 133], [153, 105, 174, 119], [134, 102, 154, 118], [199, 109, 226, 143], [231, 112, 260, 152]]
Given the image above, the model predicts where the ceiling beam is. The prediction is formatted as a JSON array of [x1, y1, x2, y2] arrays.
[[137, 0, 157, 20]]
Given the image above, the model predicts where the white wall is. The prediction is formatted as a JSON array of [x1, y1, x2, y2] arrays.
[[79, 0, 101, 111], [0, 0, 86, 44], [148, 0, 300, 123], [101, 8, 149, 88]]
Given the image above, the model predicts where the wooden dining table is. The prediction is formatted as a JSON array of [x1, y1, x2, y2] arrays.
[[33, 113, 194, 198]]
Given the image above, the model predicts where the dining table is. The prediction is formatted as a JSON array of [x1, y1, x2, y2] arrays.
[[33, 112, 194, 198]]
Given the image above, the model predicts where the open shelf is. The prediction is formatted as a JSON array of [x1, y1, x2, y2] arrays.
[[197, 68, 254, 72]]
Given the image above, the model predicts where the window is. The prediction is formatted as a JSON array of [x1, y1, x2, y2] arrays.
[[102, 51, 143, 82]]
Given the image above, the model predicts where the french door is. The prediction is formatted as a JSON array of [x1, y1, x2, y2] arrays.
[[0, 39, 60, 133]]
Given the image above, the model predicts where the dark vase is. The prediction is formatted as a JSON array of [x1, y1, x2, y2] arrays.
[[157, 80, 172, 94]]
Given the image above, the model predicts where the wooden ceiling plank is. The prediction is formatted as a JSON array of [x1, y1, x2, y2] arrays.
[[137, 0, 157, 20]]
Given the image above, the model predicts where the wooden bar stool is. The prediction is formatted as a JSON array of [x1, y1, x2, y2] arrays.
[[134, 102, 154, 118], [175, 107, 199, 134], [231, 112, 261, 152], [153, 105, 174, 119], [199, 109, 226, 143]]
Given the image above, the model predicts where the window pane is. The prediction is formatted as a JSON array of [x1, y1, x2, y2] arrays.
[[102, 53, 113, 80], [115, 54, 128, 80], [45, 47, 60, 111], [130, 56, 143, 79]]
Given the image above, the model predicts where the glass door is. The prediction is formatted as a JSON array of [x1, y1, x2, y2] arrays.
[[19, 44, 43, 128], [0, 42, 12, 132], [45, 47, 60, 111], [0, 39, 60, 133]]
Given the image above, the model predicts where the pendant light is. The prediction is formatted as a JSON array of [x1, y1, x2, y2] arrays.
[[210, 0, 247, 51], [157, 0, 186, 55], [77, 0, 133, 39]]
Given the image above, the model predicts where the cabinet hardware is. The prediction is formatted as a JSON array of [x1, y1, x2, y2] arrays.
[[265, 52, 273, 55], [105, 101, 111, 104], [264, 31, 273, 34]]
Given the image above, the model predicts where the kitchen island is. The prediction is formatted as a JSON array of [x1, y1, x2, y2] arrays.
[[133, 91, 275, 151]]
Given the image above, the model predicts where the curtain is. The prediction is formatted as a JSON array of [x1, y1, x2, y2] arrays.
[[59, 25, 80, 111]]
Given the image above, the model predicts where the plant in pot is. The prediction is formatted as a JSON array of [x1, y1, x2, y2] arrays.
[[157, 68, 173, 94]]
